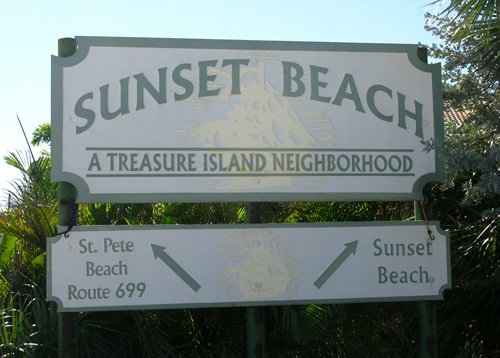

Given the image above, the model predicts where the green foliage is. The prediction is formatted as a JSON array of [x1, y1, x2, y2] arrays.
[[0, 303, 33, 356], [427, 0, 499, 84], [285, 201, 414, 223], [425, 1, 499, 199], [0, 128, 59, 357], [1, 151, 57, 254], [0, 275, 58, 357], [79, 202, 243, 226], [424, 2, 500, 355], [30, 123, 51, 148]]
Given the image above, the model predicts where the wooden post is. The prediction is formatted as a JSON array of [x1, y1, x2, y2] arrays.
[[57, 37, 78, 358], [245, 202, 266, 358]]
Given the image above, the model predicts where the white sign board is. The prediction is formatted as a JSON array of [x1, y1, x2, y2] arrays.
[[47, 222, 450, 312], [51, 37, 444, 203]]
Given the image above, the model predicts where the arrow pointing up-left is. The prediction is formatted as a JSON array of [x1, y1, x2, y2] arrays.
[[151, 244, 201, 292]]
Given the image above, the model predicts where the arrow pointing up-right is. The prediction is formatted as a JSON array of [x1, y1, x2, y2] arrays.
[[314, 240, 358, 289]]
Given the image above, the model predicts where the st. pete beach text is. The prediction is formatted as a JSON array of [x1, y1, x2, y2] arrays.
[[67, 237, 146, 301]]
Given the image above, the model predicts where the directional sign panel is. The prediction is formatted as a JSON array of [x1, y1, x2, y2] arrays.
[[47, 222, 450, 312]]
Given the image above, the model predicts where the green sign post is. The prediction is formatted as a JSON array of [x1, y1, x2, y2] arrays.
[[246, 203, 266, 358], [56, 37, 78, 358], [415, 46, 438, 358]]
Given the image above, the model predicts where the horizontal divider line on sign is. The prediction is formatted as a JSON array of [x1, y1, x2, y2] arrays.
[[85, 147, 415, 153], [86, 173, 415, 177]]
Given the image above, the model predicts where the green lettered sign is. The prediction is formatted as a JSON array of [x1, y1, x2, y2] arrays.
[[47, 222, 450, 312], [52, 37, 444, 202]]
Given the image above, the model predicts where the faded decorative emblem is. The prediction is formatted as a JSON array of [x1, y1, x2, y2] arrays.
[[216, 229, 300, 300]]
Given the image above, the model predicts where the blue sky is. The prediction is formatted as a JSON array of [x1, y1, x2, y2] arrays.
[[0, 0, 443, 202]]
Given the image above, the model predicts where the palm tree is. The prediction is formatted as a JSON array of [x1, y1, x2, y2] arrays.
[[427, 0, 499, 83], [0, 141, 59, 356]]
